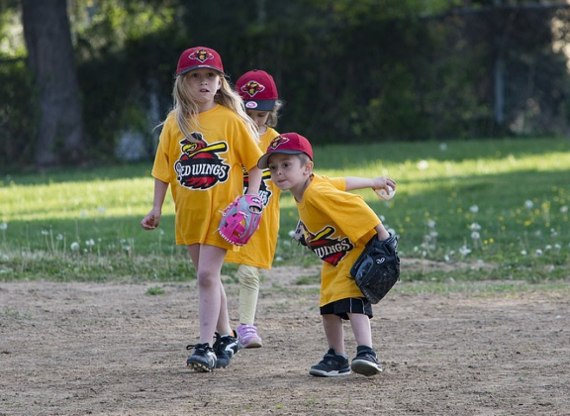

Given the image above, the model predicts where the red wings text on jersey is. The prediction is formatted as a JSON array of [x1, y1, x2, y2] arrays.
[[174, 133, 229, 190]]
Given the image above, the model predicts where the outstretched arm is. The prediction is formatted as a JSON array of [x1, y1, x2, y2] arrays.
[[344, 176, 396, 193]]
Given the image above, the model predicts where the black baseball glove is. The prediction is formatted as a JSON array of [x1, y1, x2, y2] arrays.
[[350, 232, 400, 304]]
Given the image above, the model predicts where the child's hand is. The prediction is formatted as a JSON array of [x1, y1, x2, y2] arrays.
[[141, 208, 161, 230], [371, 176, 396, 192]]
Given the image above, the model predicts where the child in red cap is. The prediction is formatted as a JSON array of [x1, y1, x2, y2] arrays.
[[258, 132, 396, 377], [141, 47, 263, 372]]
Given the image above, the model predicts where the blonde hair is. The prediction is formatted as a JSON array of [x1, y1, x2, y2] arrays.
[[266, 100, 283, 128], [170, 73, 259, 143]]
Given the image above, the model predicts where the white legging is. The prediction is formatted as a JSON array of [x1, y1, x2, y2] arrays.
[[237, 264, 260, 325]]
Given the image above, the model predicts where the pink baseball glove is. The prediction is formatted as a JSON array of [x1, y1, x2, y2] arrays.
[[218, 194, 263, 246]]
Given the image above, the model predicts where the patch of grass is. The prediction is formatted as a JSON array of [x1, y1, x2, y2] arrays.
[[1, 137, 569, 283], [145, 286, 165, 296]]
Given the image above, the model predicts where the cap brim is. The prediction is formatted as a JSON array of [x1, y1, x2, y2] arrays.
[[244, 100, 276, 111], [257, 150, 303, 169], [177, 65, 225, 76]]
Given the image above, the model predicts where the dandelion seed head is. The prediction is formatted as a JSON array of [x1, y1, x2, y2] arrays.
[[417, 160, 429, 170], [85, 239, 95, 247], [56, 234, 63, 241], [459, 245, 471, 256], [470, 222, 481, 231], [469, 205, 479, 213], [70, 242, 80, 251], [524, 200, 534, 209], [561, 206, 568, 214], [521, 250, 527, 256], [471, 231, 480, 240], [427, 219, 436, 228], [535, 249, 543, 256]]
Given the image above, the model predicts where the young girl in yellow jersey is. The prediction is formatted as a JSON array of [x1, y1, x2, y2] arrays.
[[224, 69, 282, 348], [140, 46, 263, 372], [258, 133, 396, 377]]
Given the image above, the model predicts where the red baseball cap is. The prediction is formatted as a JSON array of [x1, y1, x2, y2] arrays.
[[176, 46, 224, 76], [257, 133, 313, 169], [235, 69, 278, 111]]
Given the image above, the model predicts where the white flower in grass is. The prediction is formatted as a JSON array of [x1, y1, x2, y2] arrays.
[[471, 231, 480, 240], [535, 249, 543, 256], [470, 223, 481, 231], [0, 222, 7, 231], [524, 200, 534, 209], [439, 143, 447, 151], [288, 230, 296, 238], [459, 245, 471, 256], [56, 234, 63, 241], [469, 205, 479, 213], [427, 219, 436, 228], [554, 243, 561, 250], [521, 250, 527, 256], [545, 245, 552, 251], [560, 206, 568, 214], [41, 229, 49, 236], [429, 230, 438, 238], [275, 256, 283, 262], [85, 239, 95, 247], [550, 229, 558, 237], [417, 160, 429, 170], [70, 242, 80, 252]]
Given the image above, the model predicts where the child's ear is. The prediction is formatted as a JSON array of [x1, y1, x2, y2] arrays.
[[303, 160, 314, 174]]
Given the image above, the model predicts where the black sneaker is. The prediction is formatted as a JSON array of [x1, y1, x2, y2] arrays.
[[212, 331, 240, 369], [186, 343, 217, 372], [309, 348, 351, 377], [351, 345, 382, 376]]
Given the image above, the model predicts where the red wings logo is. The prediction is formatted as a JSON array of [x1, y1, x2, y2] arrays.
[[269, 135, 289, 151], [300, 224, 354, 266], [241, 81, 266, 98], [190, 49, 213, 64], [175, 133, 229, 190]]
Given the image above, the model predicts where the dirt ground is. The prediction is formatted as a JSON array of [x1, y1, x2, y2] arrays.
[[1, 264, 569, 416]]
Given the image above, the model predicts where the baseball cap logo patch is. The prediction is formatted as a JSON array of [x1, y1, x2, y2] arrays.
[[190, 49, 214, 63], [241, 81, 266, 98], [269, 135, 289, 150]]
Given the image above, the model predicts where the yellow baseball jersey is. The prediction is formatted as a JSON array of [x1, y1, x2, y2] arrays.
[[152, 105, 263, 250], [296, 174, 381, 306], [224, 127, 281, 268]]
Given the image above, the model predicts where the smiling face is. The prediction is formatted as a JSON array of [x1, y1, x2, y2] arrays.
[[185, 69, 222, 111]]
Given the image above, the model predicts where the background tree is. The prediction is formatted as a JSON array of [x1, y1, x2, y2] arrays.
[[21, 0, 84, 167]]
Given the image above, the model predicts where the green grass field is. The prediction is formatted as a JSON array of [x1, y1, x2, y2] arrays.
[[1, 137, 569, 282]]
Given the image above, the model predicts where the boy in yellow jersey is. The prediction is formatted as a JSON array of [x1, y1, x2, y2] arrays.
[[258, 133, 396, 377]]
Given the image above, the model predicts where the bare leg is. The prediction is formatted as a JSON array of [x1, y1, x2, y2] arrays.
[[188, 244, 227, 345], [348, 313, 373, 348], [322, 314, 345, 354]]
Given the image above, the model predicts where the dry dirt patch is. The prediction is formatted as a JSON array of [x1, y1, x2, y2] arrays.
[[0, 266, 568, 415]]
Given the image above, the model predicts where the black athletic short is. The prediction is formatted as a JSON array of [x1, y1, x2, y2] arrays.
[[319, 297, 373, 320]]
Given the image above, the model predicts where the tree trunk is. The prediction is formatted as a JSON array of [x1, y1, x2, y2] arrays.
[[22, 0, 84, 167]]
